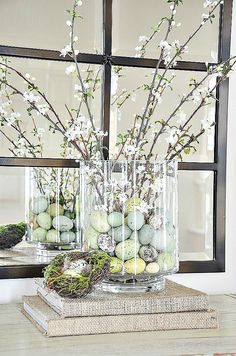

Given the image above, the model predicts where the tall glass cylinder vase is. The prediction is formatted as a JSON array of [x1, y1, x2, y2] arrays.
[[26, 167, 81, 257], [80, 160, 178, 292]]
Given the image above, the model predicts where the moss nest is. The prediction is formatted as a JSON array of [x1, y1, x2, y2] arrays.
[[43, 251, 111, 298]]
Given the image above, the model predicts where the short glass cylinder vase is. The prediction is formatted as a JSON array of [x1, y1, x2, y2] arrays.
[[80, 160, 178, 293], [26, 167, 81, 257]]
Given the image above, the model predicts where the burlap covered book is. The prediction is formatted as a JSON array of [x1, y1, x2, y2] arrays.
[[22, 296, 218, 337], [35, 278, 209, 317]]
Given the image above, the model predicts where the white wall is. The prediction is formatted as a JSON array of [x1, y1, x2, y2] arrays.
[[1, 1, 236, 303]]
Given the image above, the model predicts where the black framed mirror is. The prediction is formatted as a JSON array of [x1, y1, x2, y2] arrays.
[[0, 0, 232, 278]]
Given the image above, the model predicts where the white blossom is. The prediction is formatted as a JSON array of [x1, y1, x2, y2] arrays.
[[176, 110, 187, 125], [165, 128, 180, 145], [5, 112, 21, 126], [139, 35, 148, 42], [1, 100, 12, 108], [65, 64, 76, 75], [94, 129, 108, 138], [74, 84, 81, 91], [77, 0, 83, 6], [118, 192, 128, 203], [202, 13, 209, 20], [124, 144, 136, 156], [25, 73, 31, 79], [23, 91, 40, 103], [36, 104, 50, 115], [66, 20, 72, 26], [60, 44, 71, 57], [137, 201, 149, 214], [159, 40, 171, 50], [137, 165, 145, 173], [203, 0, 218, 7], [36, 128, 45, 138]]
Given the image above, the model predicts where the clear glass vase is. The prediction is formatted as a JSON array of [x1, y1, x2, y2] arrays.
[[80, 160, 178, 292], [25, 167, 81, 257]]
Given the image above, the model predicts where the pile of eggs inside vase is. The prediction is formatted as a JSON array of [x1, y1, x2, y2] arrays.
[[28, 196, 80, 245], [84, 197, 177, 277]]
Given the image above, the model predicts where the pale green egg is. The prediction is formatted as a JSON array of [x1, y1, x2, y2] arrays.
[[115, 239, 140, 261], [139, 224, 155, 245], [107, 211, 123, 227], [157, 253, 176, 271], [125, 258, 146, 274], [36, 212, 52, 230], [30, 196, 48, 215], [47, 203, 64, 218], [46, 229, 60, 243], [60, 231, 76, 243], [84, 226, 100, 249], [32, 227, 47, 242], [113, 225, 132, 242], [90, 210, 110, 233], [109, 257, 123, 273], [127, 211, 145, 231]]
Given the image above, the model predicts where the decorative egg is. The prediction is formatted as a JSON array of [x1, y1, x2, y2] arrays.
[[30, 196, 48, 215], [113, 225, 132, 242], [32, 227, 47, 242], [145, 262, 160, 274], [127, 211, 145, 231], [98, 234, 115, 253], [130, 230, 139, 241], [115, 239, 140, 261], [166, 237, 176, 253], [107, 212, 123, 227], [64, 259, 90, 277], [84, 226, 100, 249], [138, 224, 155, 245], [149, 215, 163, 230], [124, 197, 143, 214], [150, 230, 173, 251], [36, 212, 52, 230], [46, 203, 64, 217], [124, 258, 146, 274], [157, 253, 176, 271], [90, 211, 110, 233], [46, 229, 60, 243], [109, 257, 123, 273], [52, 215, 73, 232], [139, 245, 158, 262], [60, 231, 76, 243]]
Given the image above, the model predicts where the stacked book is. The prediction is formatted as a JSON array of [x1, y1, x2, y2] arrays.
[[22, 279, 218, 337]]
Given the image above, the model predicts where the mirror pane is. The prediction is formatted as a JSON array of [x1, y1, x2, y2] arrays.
[[179, 170, 214, 261], [110, 66, 215, 162], [112, 0, 220, 62], [0, 57, 102, 158], [0, 0, 103, 53]]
